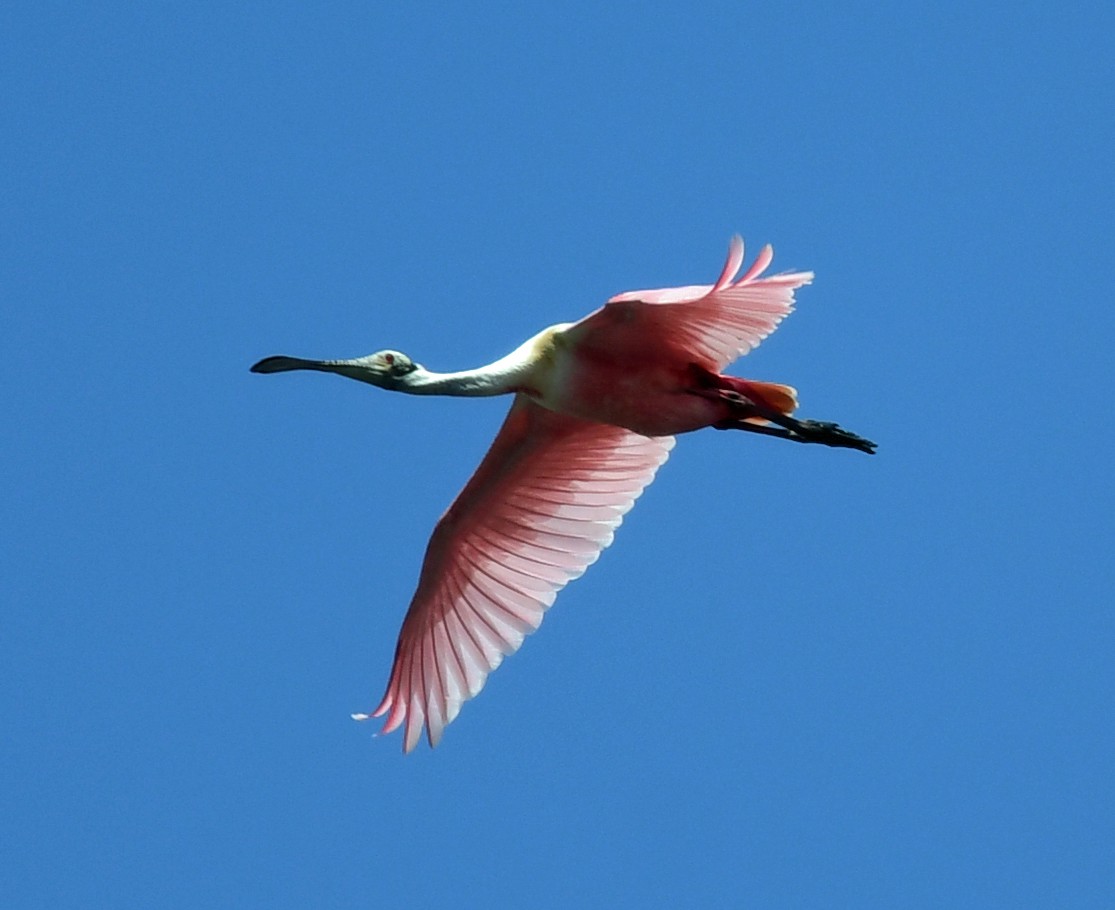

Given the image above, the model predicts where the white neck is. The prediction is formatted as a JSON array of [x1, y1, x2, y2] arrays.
[[396, 335, 546, 397], [400, 364, 522, 397]]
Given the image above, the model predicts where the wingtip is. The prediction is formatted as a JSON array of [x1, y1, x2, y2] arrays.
[[713, 235, 746, 292], [735, 243, 775, 285]]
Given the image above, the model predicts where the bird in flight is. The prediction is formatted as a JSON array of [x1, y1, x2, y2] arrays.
[[252, 235, 875, 752]]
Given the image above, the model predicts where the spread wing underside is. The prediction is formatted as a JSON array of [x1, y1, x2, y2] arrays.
[[366, 396, 674, 751]]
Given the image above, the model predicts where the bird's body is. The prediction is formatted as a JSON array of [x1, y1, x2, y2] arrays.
[[451, 321, 722, 436], [543, 327, 718, 436], [252, 236, 874, 751]]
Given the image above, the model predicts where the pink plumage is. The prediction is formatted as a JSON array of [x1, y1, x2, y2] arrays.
[[369, 400, 673, 751], [252, 235, 874, 752]]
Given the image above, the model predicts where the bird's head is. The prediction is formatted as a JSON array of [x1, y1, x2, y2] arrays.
[[250, 349, 421, 389], [348, 350, 421, 383]]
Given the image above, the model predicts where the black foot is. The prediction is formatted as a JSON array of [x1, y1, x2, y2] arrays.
[[790, 420, 877, 454]]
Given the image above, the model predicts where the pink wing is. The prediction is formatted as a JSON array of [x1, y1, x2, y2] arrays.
[[361, 396, 674, 751], [567, 235, 814, 371]]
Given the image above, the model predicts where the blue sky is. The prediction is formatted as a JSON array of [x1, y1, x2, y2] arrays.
[[4, 3, 1113, 907]]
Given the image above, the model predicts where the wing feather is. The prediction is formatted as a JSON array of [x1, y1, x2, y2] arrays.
[[365, 396, 673, 750], [567, 235, 813, 371]]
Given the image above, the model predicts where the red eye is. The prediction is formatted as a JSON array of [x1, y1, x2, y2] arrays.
[[384, 353, 395, 364]]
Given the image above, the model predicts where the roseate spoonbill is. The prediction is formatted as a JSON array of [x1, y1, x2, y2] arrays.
[[252, 236, 874, 752]]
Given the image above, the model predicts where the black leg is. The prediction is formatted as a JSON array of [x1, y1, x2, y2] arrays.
[[714, 419, 798, 441], [764, 413, 877, 454], [716, 415, 877, 454], [688, 365, 877, 454]]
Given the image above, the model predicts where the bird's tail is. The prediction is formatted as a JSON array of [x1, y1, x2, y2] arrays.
[[739, 380, 798, 415], [688, 363, 797, 415]]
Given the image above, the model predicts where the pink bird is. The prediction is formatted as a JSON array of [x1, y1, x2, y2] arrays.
[[252, 236, 874, 751]]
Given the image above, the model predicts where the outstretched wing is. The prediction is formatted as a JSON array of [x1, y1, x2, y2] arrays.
[[566, 235, 813, 371], [360, 396, 674, 751]]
